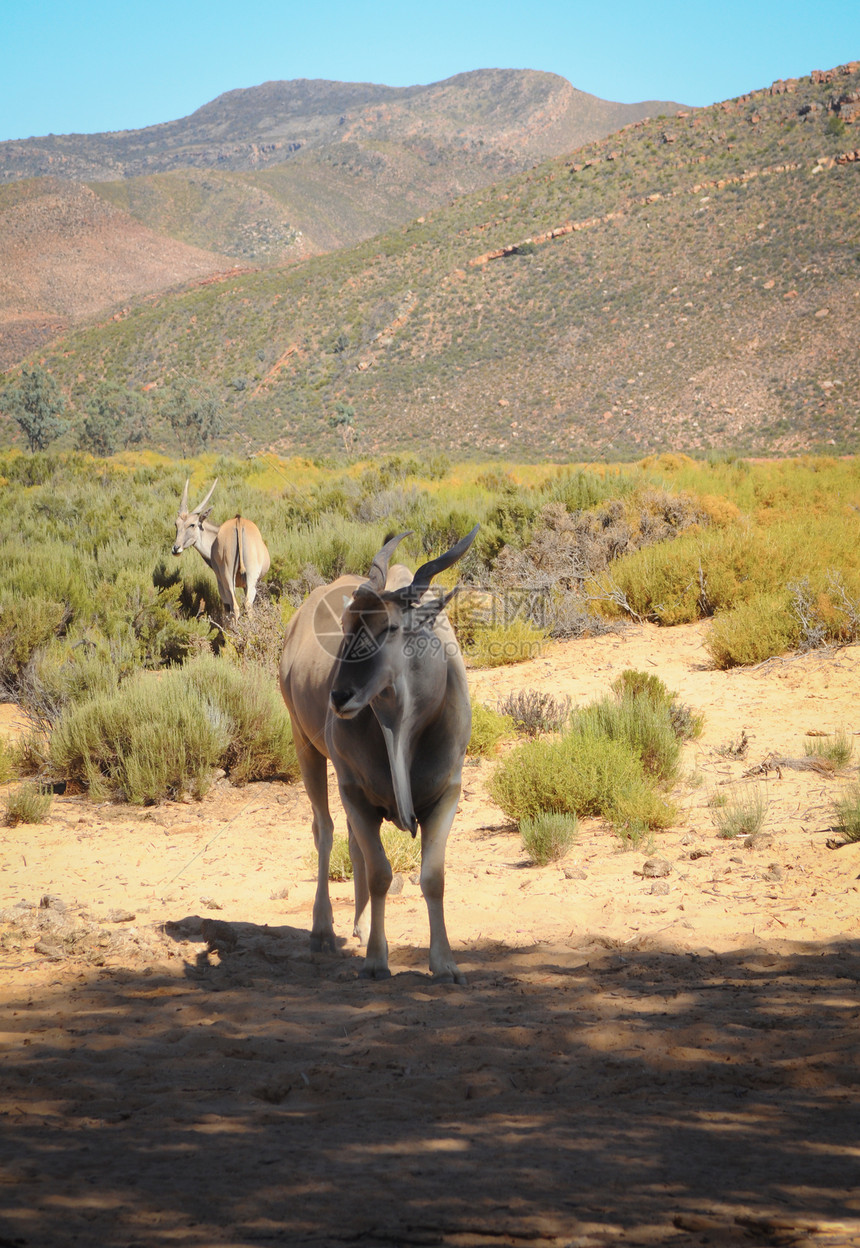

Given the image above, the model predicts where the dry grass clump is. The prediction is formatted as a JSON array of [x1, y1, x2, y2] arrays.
[[804, 730, 854, 769], [520, 811, 578, 866], [321, 826, 423, 882], [832, 782, 860, 843], [498, 689, 571, 737], [4, 781, 52, 826], [712, 785, 768, 839], [0, 736, 16, 783]]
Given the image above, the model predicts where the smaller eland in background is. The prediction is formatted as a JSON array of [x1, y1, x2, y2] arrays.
[[172, 478, 270, 619]]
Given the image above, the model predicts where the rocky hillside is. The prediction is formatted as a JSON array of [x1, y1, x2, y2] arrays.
[[1, 71, 679, 182], [0, 72, 682, 369], [2, 62, 858, 460], [0, 178, 233, 370]]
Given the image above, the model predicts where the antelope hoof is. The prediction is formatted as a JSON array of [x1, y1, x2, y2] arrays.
[[432, 966, 467, 986], [310, 932, 336, 954], [359, 963, 392, 980]]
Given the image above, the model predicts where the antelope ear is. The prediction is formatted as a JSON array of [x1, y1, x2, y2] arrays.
[[198, 506, 214, 522], [409, 587, 458, 630]]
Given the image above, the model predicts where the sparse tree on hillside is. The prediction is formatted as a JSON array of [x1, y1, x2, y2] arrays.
[[161, 378, 224, 455], [77, 383, 147, 456], [330, 401, 357, 453], [5, 366, 69, 452]]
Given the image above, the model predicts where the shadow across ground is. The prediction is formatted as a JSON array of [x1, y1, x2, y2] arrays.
[[1, 922, 858, 1248]]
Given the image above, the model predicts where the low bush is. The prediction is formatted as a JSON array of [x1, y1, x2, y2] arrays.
[[220, 599, 291, 675], [712, 785, 768, 838], [0, 597, 71, 694], [706, 592, 800, 668], [520, 811, 578, 866], [12, 631, 137, 732], [832, 782, 860, 843], [569, 692, 681, 785], [181, 656, 298, 784], [498, 688, 571, 737], [489, 732, 675, 836], [463, 619, 547, 668], [467, 700, 516, 757], [47, 657, 297, 803], [4, 781, 52, 826], [611, 669, 703, 741]]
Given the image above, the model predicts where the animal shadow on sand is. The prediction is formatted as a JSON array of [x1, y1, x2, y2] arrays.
[[3, 919, 859, 1248]]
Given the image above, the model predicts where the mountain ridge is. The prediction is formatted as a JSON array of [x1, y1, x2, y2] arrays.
[[0, 70, 683, 181], [2, 61, 858, 461], [0, 70, 685, 369]]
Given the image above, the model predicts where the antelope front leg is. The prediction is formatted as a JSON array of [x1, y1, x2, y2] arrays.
[[292, 727, 336, 953], [420, 783, 465, 985], [341, 794, 391, 978], [347, 823, 371, 945]]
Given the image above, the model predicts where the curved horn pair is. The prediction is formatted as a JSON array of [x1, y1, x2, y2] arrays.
[[180, 478, 219, 516], [364, 531, 413, 592], [360, 525, 479, 600], [408, 524, 480, 598]]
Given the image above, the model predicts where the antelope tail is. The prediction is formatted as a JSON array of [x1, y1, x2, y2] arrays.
[[235, 515, 247, 579]]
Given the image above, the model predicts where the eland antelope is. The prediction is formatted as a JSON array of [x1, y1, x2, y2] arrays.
[[173, 479, 270, 619], [279, 526, 479, 982]]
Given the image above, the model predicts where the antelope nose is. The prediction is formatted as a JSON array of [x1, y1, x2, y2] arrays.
[[330, 687, 352, 714]]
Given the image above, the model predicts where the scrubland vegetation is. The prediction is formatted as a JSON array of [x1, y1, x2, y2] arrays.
[[0, 448, 858, 831]]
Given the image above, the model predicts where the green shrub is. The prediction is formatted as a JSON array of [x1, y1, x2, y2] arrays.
[[611, 669, 672, 703], [0, 597, 70, 691], [832, 782, 860, 843], [706, 593, 800, 668], [467, 700, 516, 757], [4, 781, 52, 826], [48, 656, 297, 803], [712, 785, 768, 838], [0, 736, 17, 783], [182, 656, 297, 784], [489, 732, 674, 834], [49, 675, 230, 803], [463, 619, 547, 668], [12, 631, 137, 731], [611, 668, 704, 741], [520, 811, 578, 865], [569, 692, 681, 785]]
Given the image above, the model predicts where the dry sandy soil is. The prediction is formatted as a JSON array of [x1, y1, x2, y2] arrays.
[[1, 621, 859, 1248]]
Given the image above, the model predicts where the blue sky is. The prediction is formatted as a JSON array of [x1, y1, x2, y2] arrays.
[[2, 0, 858, 143]]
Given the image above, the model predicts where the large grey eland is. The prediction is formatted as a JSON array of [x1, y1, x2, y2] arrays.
[[279, 525, 479, 982], [172, 478, 271, 619]]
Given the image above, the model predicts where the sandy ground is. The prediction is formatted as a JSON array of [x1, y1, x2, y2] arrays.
[[1, 621, 859, 1248]]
